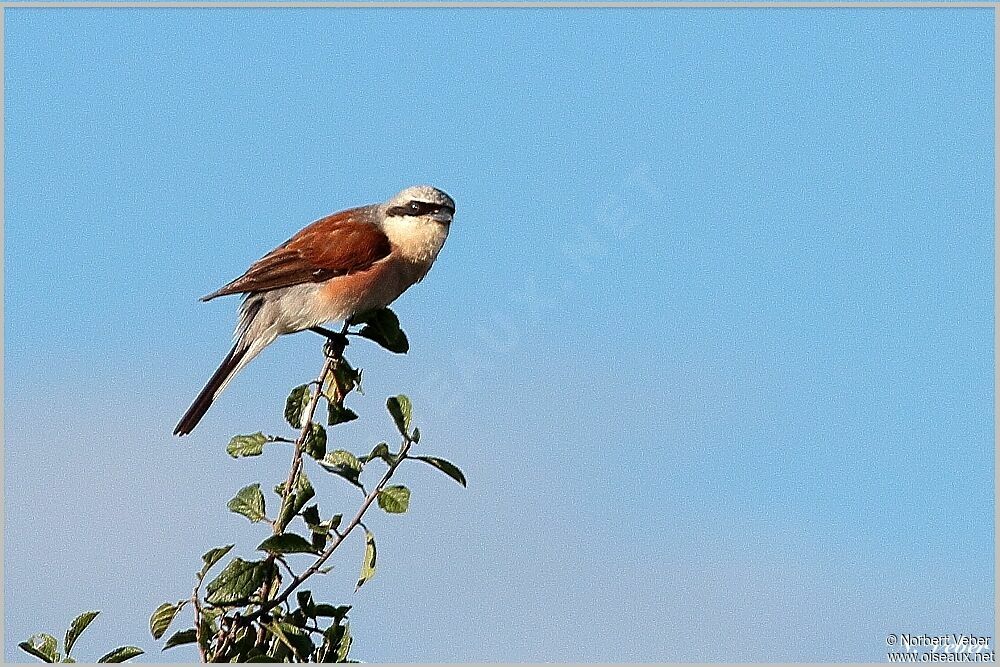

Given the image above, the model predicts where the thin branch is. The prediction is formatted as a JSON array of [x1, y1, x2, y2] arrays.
[[191, 582, 208, 663], [276, 329, 351, 525], [276, 355, 336, 534], [212, 333, 351, 661], [275, 556, 296, 580], [245, 435, 415, 623], [251, 578, 275, 652], [212, 615, 238, 663]]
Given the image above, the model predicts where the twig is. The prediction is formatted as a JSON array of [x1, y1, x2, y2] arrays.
[[191, 583, 208, 663], [276, 356, 336, 534], [252, 575, 279, 651], [275, 556, 296, 579], [212, 333, 351, 661], [212, 615, 238, 663], [245, 434, 415, 622], [276, 326, 349, 527]]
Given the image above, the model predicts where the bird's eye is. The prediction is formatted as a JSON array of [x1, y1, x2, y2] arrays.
[[387, 200, 450, 218]]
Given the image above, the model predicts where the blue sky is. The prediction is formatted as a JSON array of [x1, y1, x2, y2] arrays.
[[4, 7, 994, 662]]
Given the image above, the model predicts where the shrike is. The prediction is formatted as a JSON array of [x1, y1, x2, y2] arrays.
[[174, 185, 455, 436]]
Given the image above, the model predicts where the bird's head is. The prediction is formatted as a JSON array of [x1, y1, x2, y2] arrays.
[[383, 185, 456, 226], [379, 185, 455, 263]]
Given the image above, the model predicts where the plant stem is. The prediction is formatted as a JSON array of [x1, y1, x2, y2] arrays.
[[192, 584, 207, 662], [246, 434, 415, 622], [276, 361, 333, 534], [212, 336, 351, 662], [275, 327, 349, 534]]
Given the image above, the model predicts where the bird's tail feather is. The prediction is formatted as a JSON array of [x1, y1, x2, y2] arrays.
[[173, 335, 268, 436]]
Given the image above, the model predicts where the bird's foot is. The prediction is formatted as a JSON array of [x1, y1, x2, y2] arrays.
[[310, 327, 349, 358]]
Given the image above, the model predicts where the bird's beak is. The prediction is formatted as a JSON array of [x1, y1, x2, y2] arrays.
[[430, 210, 453, 224]]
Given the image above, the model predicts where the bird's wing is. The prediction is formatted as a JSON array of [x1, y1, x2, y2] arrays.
[[202, 207, 392, 300]]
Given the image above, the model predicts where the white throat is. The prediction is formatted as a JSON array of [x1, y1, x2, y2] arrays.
[[382, 215, 450, 266]]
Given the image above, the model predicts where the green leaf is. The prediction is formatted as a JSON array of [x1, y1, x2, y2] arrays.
[[149, 603, 182, 640], [97, 646, 143, 663], [202, 607, 223, 623], [227, 432, 267, 458], [311, 514, 342, 550], [284, 384, 311, 428], [301, 504, 321, 527], [197, 615, 215, 653], [336, 622, 353, 662], [303, 506, 340, 550], [355, 530, 377, 590], [313, 604, 351, 619], [362, 442, 394, 464], [277, 471, 315, 532], [266, 622, 314, 661], [303, 423, 327, 460], [327, 403, 359, 427], [351, 308, 409, 354], [269, 640, 291, 663], [258, 533, 319, 555], [319, 450, 363, 488], [199, 544, 235, 579], [311, 531, 327, 551], [377, 485, 410, 514], [205, 558, 276, 606], [386, 395, 412, 436], [65, 610, 100, 655], [296, 470, 316, 507], [227, 483, 266, 523], [414, 455, 468, 487], [296, 590, 315, 615], [412, 426, 421, 443], [329, 359, 362, 397], [162, 629, 197, 650], [19, 634, 58, 662], [321, 620, 353, 662], [323, 449, 361, 471]]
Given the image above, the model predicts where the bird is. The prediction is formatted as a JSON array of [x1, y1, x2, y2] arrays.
[[174, 184, 455, 436]]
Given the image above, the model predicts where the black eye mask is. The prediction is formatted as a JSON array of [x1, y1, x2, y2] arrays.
[[387, 201, 455, 218]]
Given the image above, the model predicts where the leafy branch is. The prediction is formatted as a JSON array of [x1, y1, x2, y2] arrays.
[[18, 307, 465, 664], [18, 611, 142, 663], [247, 397, 420, 622], [155, 307, 465, 662]]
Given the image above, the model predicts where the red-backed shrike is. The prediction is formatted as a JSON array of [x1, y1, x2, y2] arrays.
[[174, 185, 455, 436]]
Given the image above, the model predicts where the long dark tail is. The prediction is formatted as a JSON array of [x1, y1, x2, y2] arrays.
[[174, 342, 251, 436]]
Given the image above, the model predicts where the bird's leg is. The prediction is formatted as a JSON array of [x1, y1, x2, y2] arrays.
[[310, 326, 349, 359], [310, 325, 344, 341]]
